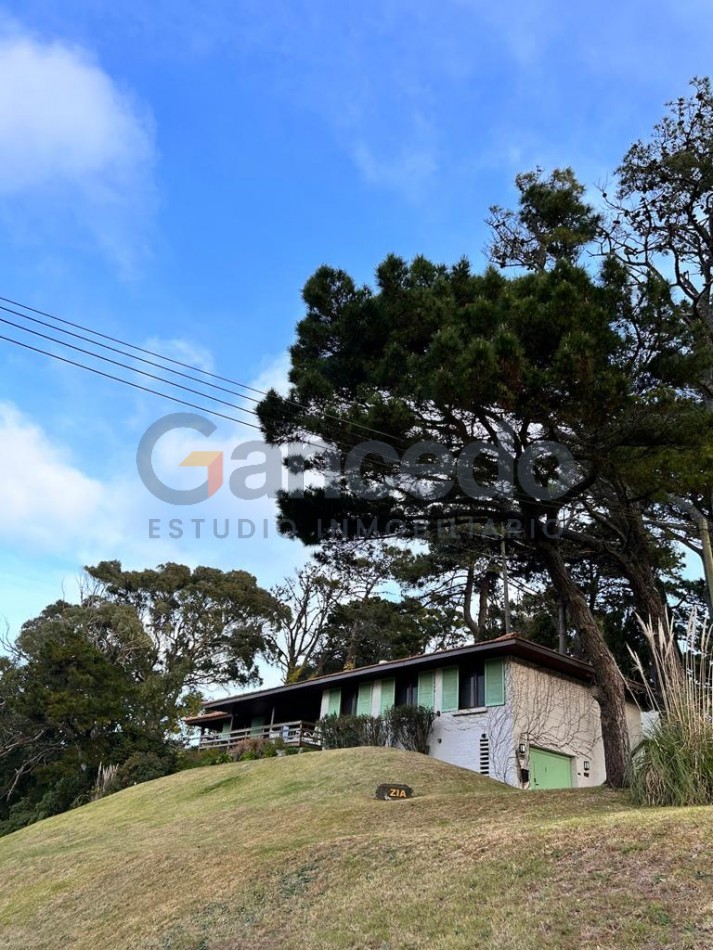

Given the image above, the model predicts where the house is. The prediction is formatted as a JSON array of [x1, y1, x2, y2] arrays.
[[184, 633, 643, 789]]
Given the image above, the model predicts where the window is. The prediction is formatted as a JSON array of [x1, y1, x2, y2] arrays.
[[457, 658, 506, 709], [325, 688, 341, 716], [340, 686, 357, 716], [459, 664, 485, 709], [395, 674, 418, 707]]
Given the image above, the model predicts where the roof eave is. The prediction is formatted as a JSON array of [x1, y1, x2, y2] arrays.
[[203, 635, 597, 711]]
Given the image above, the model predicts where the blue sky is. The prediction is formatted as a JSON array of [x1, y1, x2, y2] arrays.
[[0, 1, 710, 643]]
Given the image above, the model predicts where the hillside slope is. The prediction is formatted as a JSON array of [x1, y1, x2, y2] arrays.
[[1, 747, 712, 949]]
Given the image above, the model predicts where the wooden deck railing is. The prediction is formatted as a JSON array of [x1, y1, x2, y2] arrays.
[[198, 720, 321, 750]]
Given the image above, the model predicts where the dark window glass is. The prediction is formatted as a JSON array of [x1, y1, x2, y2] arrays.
[[458, 664, 485, 709], [395, 676, 418, 706], [340, 686, 357, 715]]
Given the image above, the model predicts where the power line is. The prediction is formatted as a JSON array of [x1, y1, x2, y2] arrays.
[[0, 333, 264, 430], [0, 302, 263, 407], [0, 312, 262, 420], [0, 294, 405, 446], [0, 311, 405, 471], [0, 293, 264, 394], [0, 325, 407, 478]]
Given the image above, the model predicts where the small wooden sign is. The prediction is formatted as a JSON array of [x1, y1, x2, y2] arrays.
[[375, 783, 414, 801]]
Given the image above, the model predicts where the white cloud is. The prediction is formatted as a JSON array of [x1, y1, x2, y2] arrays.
[[0, 23, 155, 274], [0, 35, 151, 192], [250, 352, 291, 396], [0, 402, 106, 548], [0, 402, 310, 636]]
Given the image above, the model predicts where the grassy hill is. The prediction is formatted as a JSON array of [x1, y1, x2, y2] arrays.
[[1, 747, 713, 949]]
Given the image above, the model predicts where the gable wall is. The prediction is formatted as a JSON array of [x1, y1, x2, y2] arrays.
[[508, 658, 642, 787]]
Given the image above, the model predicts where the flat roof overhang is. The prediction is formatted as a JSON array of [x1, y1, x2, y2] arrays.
[[184, 709, 232, 726]]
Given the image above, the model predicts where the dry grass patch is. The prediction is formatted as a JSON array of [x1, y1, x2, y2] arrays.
[[1, 748, 712, 949]]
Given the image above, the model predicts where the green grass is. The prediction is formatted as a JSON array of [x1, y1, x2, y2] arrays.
[[1, 747, 713, 948]]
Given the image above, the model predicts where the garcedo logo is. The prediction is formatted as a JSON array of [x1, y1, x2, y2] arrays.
[[136, 413, 224, 505]]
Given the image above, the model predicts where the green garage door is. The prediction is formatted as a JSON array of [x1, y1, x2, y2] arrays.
[[530, 748, 573, 789]]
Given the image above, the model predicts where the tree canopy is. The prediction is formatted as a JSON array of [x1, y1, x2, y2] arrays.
[[257, 169, 710, 785]]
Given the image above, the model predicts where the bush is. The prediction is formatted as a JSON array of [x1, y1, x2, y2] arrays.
[[319, 706, 434, 753], [227, 738, 279, 762], [176, 747, 232, 769], [319, 713, 389, 749], [630, 614, 713, 806], [386, 705, 435, 754], [0, 775, 89, 836], [113, 752, 175, 790], [90, 763, 119, 801]]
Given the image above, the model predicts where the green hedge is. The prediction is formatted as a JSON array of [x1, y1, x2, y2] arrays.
[[319, 705, 435, 754]]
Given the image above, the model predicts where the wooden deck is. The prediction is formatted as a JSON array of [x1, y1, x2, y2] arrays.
[[197, 720, 321, 750]]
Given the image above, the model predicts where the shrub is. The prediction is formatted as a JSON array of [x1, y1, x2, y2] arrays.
[[318, 714, 363, 749], [319, 707, 434, 753], [629, 614, 713, 806], [176, 747, 232, 769], [227, 738, 279, 762], [91, 763, 120, 801], [319, 713, 390, 749], [358, 715, 390, 747], [386, 705, 435, 754], [114, 752, 175, 789]]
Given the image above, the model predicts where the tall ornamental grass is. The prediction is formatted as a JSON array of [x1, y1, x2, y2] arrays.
[[629, 613, 713, 807]]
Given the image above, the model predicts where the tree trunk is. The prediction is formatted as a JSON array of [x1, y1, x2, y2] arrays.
[[464, 564, 494, 640], [477, 572, 490, 631], [463, 565, 479, 639], [614, 507, 668, 632], [694, 509, 713, 621], [536, 536, 631, 788]]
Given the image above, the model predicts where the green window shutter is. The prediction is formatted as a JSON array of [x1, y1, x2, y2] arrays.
[[326, 688, 341, 716], [356, 682, 373, 716], [484, 659, 505, 706], [441, 667, 459, 712], [250, 716, 265, 736], [379, 678, 395, 714], [418, 671, 435, 710]]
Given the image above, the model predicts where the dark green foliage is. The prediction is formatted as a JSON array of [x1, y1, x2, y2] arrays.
[[319, 714, 387, 750], [0, 562, 276, 835], [319, 706, 434, 754], [176, 747, 233, 769], [385, 705, 436, 755], [86, 560, 281, 693], [226, 738, 282, 761], [313, 597, 444, 676], [114, 751, 176, 789], [487, 167, 602, 271]]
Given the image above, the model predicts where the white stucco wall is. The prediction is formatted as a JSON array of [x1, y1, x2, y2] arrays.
[[428, 666, 516, 783], [317, 658, 643, 789], [508, 659, 643, 787]]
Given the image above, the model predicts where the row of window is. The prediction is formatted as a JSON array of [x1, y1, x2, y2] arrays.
[[323, 659, 505, 717]]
